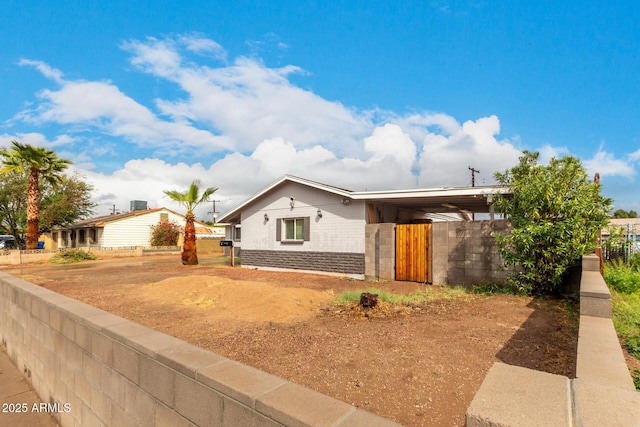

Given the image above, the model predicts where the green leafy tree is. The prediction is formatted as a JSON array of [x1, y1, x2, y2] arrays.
[[39, 173, 96, 232], [0, 171, 28, 239], [164, 180, 218, 265], [0, 141, 72, 249], [0, 164, 93, 244], [612, 209, 638, 218], [150, 221, 181, 246], [492, 151, 612, 294]]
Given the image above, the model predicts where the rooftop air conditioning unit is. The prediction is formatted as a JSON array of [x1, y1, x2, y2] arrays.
[[130, 200, 148, 211]]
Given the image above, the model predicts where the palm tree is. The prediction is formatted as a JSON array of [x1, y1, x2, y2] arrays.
[[164, 180, 218, 265], [0, 141, 72, 249]]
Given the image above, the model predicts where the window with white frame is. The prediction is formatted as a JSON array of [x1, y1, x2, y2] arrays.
[[285, 218, 304, 240], [277, 217, 310, 242]]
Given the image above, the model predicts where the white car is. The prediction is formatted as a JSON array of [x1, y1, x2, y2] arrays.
[[0, 235, 17, 249]]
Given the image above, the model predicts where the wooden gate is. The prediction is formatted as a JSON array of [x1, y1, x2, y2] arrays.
[[395, 223, 432, 282]]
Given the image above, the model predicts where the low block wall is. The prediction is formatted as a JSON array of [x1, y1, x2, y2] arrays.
[[0, 247, 182, 265], [466, 254, 640, 426], [0, 271, 400, 427]]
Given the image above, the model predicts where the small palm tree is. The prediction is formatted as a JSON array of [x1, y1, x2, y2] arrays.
[[0, 141, 72, 249], [164, 180, 218, 265]]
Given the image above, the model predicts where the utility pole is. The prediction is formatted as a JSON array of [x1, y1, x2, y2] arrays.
[[468, 166, 480, 221], [209, 200, 221, 224], [468, 166, 480, 187]]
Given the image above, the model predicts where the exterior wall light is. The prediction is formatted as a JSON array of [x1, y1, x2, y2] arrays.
[[264, 213, 269, 221], [317, 209, 323, 218]]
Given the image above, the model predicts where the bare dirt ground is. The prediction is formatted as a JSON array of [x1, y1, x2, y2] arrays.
[[2, 255, 580, 427]]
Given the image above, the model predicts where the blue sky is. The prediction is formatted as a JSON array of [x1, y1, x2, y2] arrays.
[[2, 1, 639, 219]]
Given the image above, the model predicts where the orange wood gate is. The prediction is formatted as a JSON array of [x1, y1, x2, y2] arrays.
[[395, 223, 432, 282]]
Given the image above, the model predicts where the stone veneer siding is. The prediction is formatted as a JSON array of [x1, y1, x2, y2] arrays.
[[241, 249, 365, 274]]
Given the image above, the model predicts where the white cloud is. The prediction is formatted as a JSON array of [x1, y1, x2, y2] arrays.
[[122, 36, 372, 155], [178, 34, 227, 61], [629, 148, 640, 162], [364, 124, 416, 171], [16, 71, 233, 155], [584, 150, 635, 178], [537, 144, 571, 164], [121, 38, 183, 78], [79, 159, 214, 216], [18, 59, 64, 84], [0, 132, 75, 149], [417, 115, 521, 187]]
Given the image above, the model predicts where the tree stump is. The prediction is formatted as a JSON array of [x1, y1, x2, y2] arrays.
[[359, 292, 379, 308]]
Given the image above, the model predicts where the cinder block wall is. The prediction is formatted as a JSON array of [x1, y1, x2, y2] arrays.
[[432, 220, 510, 286], [364, 224, 395, 280], [0, 272, 401, 427], [364, 221, 508, 284]]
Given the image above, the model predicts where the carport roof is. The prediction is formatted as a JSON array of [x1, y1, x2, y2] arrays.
[[218, 175, 510, 223], [349, 186, 510, 214]]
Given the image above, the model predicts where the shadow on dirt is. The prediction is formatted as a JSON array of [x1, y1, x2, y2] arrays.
[[495, 297, 578, 378]]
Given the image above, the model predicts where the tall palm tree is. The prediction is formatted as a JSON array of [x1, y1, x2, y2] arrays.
[[0, 141, 72, 249], [164, 180, 218, 265]]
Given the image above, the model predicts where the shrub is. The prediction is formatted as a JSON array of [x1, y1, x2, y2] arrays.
[[604, 258, 640, 294], [471, 283, 526, 295], [150, 221, 181, 246], [629, 252, 640, 271], [604, 259, 640, 384], [50, 250, 97, 264], [492, 151, 611, 295]]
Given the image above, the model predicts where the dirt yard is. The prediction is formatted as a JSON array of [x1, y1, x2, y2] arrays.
[[2, 255, 579, 427]]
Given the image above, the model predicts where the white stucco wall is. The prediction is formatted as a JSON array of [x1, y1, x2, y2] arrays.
[[239, 182, 366, 253], [102, 210, 187, 247]]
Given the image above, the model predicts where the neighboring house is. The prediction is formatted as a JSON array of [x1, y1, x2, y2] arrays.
[[44, 207, 215, 250], [217, 175, 508, 280], [601, 217, 640, 253]]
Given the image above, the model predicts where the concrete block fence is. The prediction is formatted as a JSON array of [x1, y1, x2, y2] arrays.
[[466, 254, 640, 426], [364, 220, 510, 285], [0, 271, 401, 427], [0, 246, 183, 265], [431, 220, 510, 286]]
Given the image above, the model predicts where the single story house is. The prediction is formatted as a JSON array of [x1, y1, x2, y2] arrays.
[[44, 207, 215, 250], [218, 175, 510, 283], [600, 217, 640, 254]]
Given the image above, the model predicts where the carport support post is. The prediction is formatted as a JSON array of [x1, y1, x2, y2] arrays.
[[230, 242, 234, 267]]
